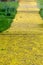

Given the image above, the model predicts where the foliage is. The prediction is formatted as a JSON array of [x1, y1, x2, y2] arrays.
[[37, 0, 43, 19], [39, 8, 43, 19], [0, 2, 19, 32]]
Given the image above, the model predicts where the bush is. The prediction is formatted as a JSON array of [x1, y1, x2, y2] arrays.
[[37, 0, 43, 19], [0, 2, 18, 32], [0, 17, 12, 32], [39, 8, 43, 19]]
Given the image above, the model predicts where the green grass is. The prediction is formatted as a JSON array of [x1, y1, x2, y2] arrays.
[[0, 2, 19, 32]]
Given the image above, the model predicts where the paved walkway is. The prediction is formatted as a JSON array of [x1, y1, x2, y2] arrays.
[[6, 1, 43, 33], [0, 1, 43, 65], [17, 1, 39, 11]]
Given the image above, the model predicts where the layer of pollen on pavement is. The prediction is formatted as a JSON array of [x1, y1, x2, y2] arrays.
[[6, 0, 43, 33], [0, 1, 43, 65], [15, 0, 42, 24], [18, 0, 39, 12]]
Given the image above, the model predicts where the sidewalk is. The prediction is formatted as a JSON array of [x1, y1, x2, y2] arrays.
[[5, 1, 43, 33], [17, 2, 39, 12]]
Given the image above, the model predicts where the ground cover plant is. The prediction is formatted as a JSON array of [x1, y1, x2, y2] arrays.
[[0, 1, 19, 32]]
